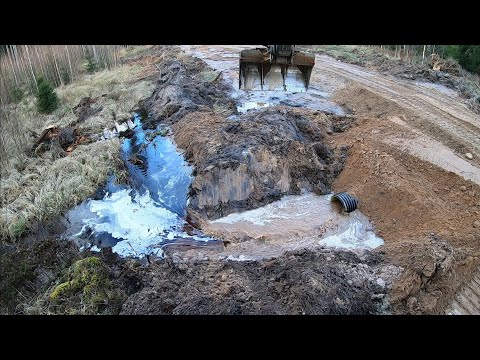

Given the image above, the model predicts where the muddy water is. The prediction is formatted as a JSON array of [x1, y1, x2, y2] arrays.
[[181, 45, 345, 115], [63, 114, 217, 258], [203, 193, 384, 261], [62, 48, 382, 260]]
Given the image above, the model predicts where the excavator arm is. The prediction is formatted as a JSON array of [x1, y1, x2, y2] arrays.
[[239, 45, 315, 92]]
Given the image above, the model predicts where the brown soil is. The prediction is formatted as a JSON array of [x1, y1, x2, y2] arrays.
[[134, 46, 480, 315], [329, 86, 480, 314], [314, 60, 480, 165], [306, 46, 480, 114], [180, 46, 480, 314], [5, 45, 480, 315], [172, 108, 349, 223], [143, 48, 353, 224]]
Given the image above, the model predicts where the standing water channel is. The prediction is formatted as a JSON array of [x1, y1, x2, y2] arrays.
[[63, 113, 217, 258], [64, 48, 385, 260]]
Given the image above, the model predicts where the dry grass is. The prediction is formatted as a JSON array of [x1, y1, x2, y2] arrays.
[[0, 46, 157, 241], [0, 139, 124, 239], [304, 45, 380, 65], [118, 45, 152, 59]]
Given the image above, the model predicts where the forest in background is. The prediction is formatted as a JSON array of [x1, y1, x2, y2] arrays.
[[379, 45, 480, 74], [0, 45, 125, 105], [1, 45, 479, 106]]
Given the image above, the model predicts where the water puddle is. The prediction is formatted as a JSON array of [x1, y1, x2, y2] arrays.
[[205, 193, 384, 260], [236, 101, 271, 113], [234, 86, 345, 115], [413, 80, 459, 97], [63, 113, 217, 258], [180, 45, 346, 116]]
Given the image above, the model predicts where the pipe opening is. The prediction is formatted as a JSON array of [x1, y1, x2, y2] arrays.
[[331, 192, 359, 213]]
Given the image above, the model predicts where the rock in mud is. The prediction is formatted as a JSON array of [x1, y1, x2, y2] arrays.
[[465, 152, 474, 160], [119, 128, 135, 139]]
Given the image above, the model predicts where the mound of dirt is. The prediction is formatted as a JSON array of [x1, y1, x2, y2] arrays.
[[333, 86, 408, 120], [121, 248, 388, 315], [172, 108, 348, 223], [333, 85, 479, 158], [141, 50, 353, 224], [388, 236, 478, 315], [330, 112, 480, 247], [141, 55, 236, 128], [329, 85, 480, 313]]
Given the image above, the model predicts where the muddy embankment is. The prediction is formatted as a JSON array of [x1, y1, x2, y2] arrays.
[[122, 248, 388, 315], [119, 46, 480, 315], [141, 49, 351, 227], [0, 47, 405, 314], [116, 47, 397, 315], [330, 85, 480, 314]]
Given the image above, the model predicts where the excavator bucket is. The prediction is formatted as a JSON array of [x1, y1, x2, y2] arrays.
[[239, 46, 315, 92]]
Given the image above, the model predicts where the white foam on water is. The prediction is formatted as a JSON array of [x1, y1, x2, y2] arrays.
[[237, 101, 271, 113], [209, 193, 384, 251], [83, 189, 182, 257], [212, 194, 332, 226], [319, 221, 384, 250], [226, 254, 255, 261]]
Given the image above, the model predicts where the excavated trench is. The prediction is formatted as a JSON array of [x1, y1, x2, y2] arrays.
[[63, 112, 221, 258], [62, 46, 399, 314]]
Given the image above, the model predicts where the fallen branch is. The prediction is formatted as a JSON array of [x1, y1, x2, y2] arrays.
[[213, 71, 223, 82], [28, 129, 39, 138], [31, 125, 58, 151]]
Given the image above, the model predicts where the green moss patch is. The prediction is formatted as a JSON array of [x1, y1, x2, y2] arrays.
[[49, 256, 125, 314]]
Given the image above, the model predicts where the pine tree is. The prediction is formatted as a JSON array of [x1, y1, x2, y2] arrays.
[[83, 53, 97, 73], [36, 76, 59, 114]]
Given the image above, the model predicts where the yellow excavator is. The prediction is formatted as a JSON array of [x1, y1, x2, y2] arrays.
[[239, 45, 315, 92]]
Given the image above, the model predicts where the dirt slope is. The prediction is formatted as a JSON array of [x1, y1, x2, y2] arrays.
[[143, 50, 352, 224], [314, 55, 480, 163], [172, 109, 348, 223]]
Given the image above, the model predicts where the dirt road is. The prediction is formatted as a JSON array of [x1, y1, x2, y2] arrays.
[[182, 45, 480, 184], [180, 45, 480, 314]]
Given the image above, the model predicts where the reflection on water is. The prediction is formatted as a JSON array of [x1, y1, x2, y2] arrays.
[[179, 45, 346, 115], [123, 114, 191, 216], [63, 113, 213, 258]]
